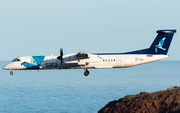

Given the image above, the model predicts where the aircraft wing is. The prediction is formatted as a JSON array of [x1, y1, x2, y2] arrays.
[[64, 52, 102, 64]]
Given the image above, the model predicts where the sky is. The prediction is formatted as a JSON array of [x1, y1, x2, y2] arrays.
[[0, 0, 180, 61]]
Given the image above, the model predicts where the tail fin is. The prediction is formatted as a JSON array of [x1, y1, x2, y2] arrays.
[[147, 30, 176, 55]]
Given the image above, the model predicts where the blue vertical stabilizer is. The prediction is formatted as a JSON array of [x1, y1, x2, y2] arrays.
[[147, 30, 176, 55]]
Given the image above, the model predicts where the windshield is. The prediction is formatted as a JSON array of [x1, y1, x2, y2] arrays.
[[12, 58, 21, 62]]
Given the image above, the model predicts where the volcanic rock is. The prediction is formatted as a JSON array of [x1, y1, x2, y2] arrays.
[[98, 86, 180, 113]]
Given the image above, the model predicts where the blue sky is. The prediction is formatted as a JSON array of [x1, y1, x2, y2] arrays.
[[0, 0, 179, 60]]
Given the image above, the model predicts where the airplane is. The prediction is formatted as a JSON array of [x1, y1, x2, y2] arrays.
[[3, 29, 176, 76]]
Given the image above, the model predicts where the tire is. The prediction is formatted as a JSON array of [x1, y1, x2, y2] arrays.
[[84, 70, 89, 76]]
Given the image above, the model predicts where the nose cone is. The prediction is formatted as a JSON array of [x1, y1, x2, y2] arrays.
[[3, 64, 11, 70], [3, 65, 7, 70]]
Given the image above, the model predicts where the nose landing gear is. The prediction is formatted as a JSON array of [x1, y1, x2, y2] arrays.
[[10, 70, 13, 75]]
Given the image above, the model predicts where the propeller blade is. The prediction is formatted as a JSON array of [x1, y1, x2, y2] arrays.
[[57, 48, 63, 60], [57, 48, 63, 69], [60, 48, 63, 56]]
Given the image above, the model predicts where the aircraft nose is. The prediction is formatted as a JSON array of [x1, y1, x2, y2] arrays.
[[3, 64, 11, 70], [3, 65, 8, 70]]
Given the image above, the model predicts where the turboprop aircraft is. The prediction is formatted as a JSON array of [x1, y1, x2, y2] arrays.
[[3, 29, 176, 76]]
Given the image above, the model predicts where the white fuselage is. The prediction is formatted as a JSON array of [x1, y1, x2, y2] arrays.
[[3, 54, 169, 70]]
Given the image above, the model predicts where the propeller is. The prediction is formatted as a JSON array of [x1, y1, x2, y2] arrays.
[[57, 48, 63, 69]]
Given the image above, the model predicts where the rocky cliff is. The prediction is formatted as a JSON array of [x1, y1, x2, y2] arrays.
[[98, 86, 180, 113]]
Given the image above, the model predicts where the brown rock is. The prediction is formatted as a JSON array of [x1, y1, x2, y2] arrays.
[[98, 86, 180, 113]]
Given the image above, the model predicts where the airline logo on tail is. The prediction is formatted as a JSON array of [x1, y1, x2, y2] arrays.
[[156, 37, 166, 51]]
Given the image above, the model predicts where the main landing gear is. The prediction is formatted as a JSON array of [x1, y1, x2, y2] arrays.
[[80, 63, 90, 76], [84, 69, 90, 76], [10, 70, 13, 75]]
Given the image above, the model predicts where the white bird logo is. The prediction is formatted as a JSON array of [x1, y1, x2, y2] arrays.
[[156, 37, 166, 50]]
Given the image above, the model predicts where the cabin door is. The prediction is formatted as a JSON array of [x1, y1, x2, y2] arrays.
[[116, 56, 124, 67], [116, 57, 121, 66]]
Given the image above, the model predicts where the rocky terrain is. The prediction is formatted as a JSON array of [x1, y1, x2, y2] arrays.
[[98, 86, 180, 113]]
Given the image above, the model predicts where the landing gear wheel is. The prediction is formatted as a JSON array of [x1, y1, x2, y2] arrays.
[[10, 71, 13, 75], [84, 70, 89, 76]]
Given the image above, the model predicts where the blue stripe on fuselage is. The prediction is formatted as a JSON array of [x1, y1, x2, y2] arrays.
[[93, 48, 149, 55], [21, 56, 45, 69]]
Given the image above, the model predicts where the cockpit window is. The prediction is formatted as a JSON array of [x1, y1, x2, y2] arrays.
[[12, 58, 21, 62]]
